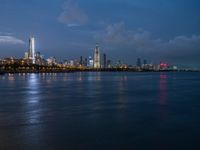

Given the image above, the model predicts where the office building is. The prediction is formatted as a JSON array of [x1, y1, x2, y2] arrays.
[[28, 37, 36, 64], [136, 58, 141, 67], [80, 56, 83, 66], [84, 58, 88, 67], [89, 56, 94, 68], [143, 59, 147, 65], [94, 44, 101, 69], [103, 53, 107, 68], [24, 52, 29, 59]]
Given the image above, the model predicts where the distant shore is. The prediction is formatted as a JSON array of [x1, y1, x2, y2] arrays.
[[0, 67, 199, 74]]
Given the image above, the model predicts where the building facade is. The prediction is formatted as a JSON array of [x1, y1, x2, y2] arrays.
[[94, 44, 101, 69], [103, 53, 107, 68], [28, 37, 36, 64]]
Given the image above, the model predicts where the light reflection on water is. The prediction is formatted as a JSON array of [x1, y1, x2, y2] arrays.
[[87, 72, 101, 81], [0, 72, 200, 149], [117, 75, 128, 110], [27, 74, 40, 103], [159, 73, 168, 106], [157, 73, 169, 122], [8, 73, 15, 82], [24, 74, 42, 126]]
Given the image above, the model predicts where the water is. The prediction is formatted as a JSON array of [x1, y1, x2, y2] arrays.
[[0, 72, 200, 150]]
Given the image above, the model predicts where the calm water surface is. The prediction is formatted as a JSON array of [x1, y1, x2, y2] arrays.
[[0, 72, 200, 150]]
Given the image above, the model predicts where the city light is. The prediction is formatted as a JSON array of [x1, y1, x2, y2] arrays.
[[0, 36, 199, 74]]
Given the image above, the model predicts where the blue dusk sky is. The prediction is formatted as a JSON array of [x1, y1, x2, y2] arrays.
[[0, 0, 200, 66]]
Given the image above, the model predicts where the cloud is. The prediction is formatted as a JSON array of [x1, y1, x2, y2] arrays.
[[95, 22, 200, 66], [163, 35, 200, 63], [58, 0, 88, 27], [95, 22, 153, 46], [0, 35, 25, 45], [102, 22, 126, 43], [95, 22, 129, 44]]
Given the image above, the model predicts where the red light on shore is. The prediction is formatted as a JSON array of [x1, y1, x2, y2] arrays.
[[160, 63, 168, 67]]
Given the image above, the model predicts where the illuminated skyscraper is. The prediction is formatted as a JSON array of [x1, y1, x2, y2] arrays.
[[94, 44, 101, 68], [89, 56, 93, 68], [24, 52, 29, 59], [28, 37, 36, 64]]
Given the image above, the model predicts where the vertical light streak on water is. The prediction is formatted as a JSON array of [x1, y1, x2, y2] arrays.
[[24, 74, 41, 124], [159, 73, 168, 106], [117, 75, 128, 110], [158, 73, 168, 122], [0, 72, 200, 149]]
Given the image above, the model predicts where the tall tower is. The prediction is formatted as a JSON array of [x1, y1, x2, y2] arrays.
[[28, 37, 36, 64], [136, 58, 141, 67], [103, 53, 107, 68], [94, 44, 101, 69]]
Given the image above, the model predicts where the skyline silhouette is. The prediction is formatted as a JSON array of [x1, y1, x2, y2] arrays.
[[0, 0, 200, 67]]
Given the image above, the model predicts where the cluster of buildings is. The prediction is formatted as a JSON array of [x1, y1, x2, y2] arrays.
[[0, 37, 113, 69], [22, 37, 112, 69], [135, 58, 178, 71], [0, 36, 178, 71], [41, 44, 112, 69]]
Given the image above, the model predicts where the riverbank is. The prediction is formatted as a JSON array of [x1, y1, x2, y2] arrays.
[[1, 63, 199, 74], [0, 68, 199, 74]]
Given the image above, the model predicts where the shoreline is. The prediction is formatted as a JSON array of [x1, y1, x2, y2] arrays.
[[0, 69, 199, 74], [1, 64, 199, 74]]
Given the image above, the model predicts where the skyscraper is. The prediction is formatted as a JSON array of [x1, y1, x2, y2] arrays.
[[143, 59, 147, 65], [28, 37, 36, 64], [89, 56, 93, 68], [84, 58, 88, 67], [103, 53, 107, 68], [79, 56, 83, 66], [136, 58, 141, 67], [94, 44, 101, 69], [24, 52, 29, 59]]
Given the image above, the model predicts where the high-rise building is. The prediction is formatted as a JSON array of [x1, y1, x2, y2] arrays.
[[84, 58, 88, 67], [107, 60, 112, 68], [103, 53, 107, 68], [24, 52, 29, 59], [35, 52, 41, 59], [47, 57, 57, 66], [94, 44, 101, 69], [28, 37, 36, 64], [89, 56, 93, 68], [79, 56, 83, 66], [136, 58, 141, 67], [143, 59, 147, 65]]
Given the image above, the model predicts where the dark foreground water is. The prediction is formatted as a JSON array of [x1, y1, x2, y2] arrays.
[[0, 72, 200, 150]]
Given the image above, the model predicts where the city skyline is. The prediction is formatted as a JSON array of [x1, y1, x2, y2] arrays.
[[0, 0, 200, 67]]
